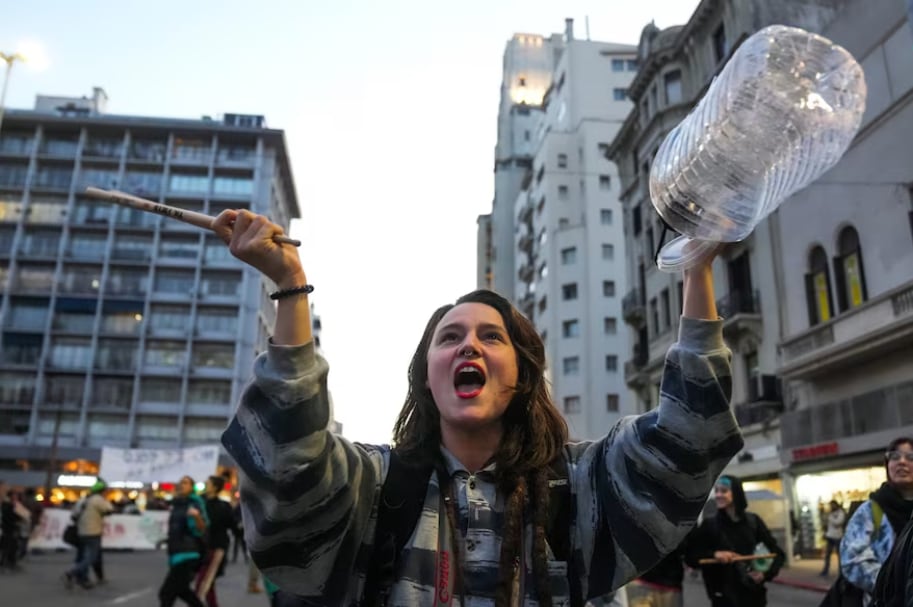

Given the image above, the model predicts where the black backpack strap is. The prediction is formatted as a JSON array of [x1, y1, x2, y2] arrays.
[[544, 448, 586, 607], [362, 449, 432, 607]]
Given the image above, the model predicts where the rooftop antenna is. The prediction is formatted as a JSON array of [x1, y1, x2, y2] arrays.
[[585, 16, 591, 40]]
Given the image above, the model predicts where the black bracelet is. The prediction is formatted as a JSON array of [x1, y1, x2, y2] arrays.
[[269, 284, 314, 300]]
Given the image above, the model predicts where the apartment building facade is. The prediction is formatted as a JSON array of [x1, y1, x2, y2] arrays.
[[608, 0, 912, 554], [488, 27, 566, 298], [480, 20, 638, 439], [0, 91, 300, 489]]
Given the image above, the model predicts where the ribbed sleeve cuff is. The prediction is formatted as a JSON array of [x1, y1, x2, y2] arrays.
[[677, 317, 725, 352], [265, 338, 317, 378]]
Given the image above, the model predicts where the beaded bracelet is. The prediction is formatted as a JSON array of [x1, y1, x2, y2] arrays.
[[269, 284, 314, 300]]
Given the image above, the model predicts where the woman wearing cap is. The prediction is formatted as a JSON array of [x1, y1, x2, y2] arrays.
[[63, 478, 113, 590]]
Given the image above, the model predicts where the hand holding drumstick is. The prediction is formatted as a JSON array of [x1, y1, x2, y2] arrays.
[[84, 187, 301, 246]]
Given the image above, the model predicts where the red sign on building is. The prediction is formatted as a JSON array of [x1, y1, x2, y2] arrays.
[[791, 442, 839, 462]]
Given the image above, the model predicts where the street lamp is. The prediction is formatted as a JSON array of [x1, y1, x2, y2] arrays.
[[0, 51, 26, 134]]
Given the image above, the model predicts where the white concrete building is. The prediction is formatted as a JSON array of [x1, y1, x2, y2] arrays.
[[487, 26, 566, 298], [482, 20, 638, 439]]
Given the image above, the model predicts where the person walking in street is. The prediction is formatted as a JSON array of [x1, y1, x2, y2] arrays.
[[63, 478, 112, 589], [194, 475, 235, 607], [839, 437, 913, 603], [820, 500, 847, 577], [626, 531, 697, 607], [686, 475, 786, 607], [0, 480, 25, 572], [230, 500, 246, 564], [213, 209, 743, 605], [17, 488, 43, 560], [159, 475, 208, 607]]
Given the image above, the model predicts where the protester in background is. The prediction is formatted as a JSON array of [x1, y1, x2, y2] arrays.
[[626, 535, 693, 607], [17, 488, 43, 560], [0, 480, 24, 571], [840, 437, 913, 603], [194, 475, 236, 607], [62, 478, 112, 589], [686, 475, 786, 607], [159, 475, 208, 607], [230, 499, 246, 564], [871, 509, 913, 606], [820, 500, 847, 577], [215, 210, 741, 605]]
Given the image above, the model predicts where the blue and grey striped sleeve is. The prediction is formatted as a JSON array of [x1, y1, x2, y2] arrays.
[[221, 339, 387, 603], [571, 317, 742, 595]]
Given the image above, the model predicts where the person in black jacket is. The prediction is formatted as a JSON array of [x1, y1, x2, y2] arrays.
[[626, 540, 691, 607], [194, 476, 236, 607], [686, 474, 786, 607], [871, 511, 913, 607], [159, 476, 208, 607]]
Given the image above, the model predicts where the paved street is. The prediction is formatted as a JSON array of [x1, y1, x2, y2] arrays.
[[3, 549, 830, 606], [1, 549, 270, 607]]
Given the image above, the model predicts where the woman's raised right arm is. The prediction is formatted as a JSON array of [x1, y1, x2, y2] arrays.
[[213, 210, 385, 602]]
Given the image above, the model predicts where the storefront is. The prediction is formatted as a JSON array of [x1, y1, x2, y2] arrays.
[[792, 464, 884, 555]]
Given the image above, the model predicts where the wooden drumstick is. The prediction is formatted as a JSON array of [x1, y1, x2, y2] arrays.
[[84, 187, 301, 247], [698, 553, 777, 565]]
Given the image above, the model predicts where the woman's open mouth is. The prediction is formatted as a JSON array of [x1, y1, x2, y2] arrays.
[[454, 362, 485, 399]]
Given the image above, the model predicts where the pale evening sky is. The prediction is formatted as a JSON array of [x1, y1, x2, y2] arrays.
[[2, 0, 701, 445]]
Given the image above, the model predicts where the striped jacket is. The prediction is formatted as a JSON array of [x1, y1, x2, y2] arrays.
[[221, 317, 742, 606]]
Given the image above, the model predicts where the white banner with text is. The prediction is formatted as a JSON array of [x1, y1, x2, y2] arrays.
[[99, 445, 220, 484]]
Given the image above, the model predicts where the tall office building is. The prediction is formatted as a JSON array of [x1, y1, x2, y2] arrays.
[[482, 20, 638, 439], [486, 27, 565, 298], [0, 89, 300, 490]]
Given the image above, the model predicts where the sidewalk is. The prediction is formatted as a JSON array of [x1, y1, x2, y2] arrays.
[[771, 557, 834, 593]]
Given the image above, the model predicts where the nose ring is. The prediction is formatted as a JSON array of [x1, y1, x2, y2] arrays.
[[461, 346, 477, 357]]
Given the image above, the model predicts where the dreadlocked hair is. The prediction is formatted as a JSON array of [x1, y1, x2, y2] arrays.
[[436, 460, 465, 603]]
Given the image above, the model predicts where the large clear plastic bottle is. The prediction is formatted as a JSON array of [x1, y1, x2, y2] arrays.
[[650, 25, 866, 271]]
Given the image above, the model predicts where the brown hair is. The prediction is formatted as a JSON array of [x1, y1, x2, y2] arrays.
[[392, 289, 568, 606]]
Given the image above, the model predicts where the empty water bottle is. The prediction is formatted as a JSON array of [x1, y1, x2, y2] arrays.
[[649, 24, 867, 271]]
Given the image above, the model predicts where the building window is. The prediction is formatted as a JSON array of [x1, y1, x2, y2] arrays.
[[600, 209, 613, 225], [632, 205, 643, 235], [563, 395, 581, 414], [599, 175, 611, 190], [613, 88, 627, 101], [805, 245, 833, 326], [834, 226, 867, 313], [558, 185, 569, 200], [604, 317, 617, 334], [558, 218, 569, 229], [650, 297, 659, 335], [144, 341, 186, 367], [627, 59, 638, 71], [561, 247, 577, 264], [562, 283, 578, 300], [603, 280, 616, 297], [664, 70, 683, 105], [611, 58, 625, 72], [538, 263, 548, 280], [605, 355, 618, 371], [557, 153, 568, 169], [606, 393, 620, 412], [538, 297, 547, 313], [562, 319, 580, 338], [601, 244, 614, 260], [139, 378, 181, 403], [192, 343, 235, 369], [713, 23, 728, 63], [660, 288, 671, 330], [562, 356, 580, 375], [188, 380, 231, 405]]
